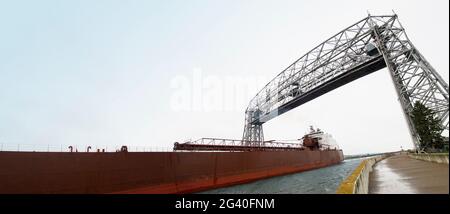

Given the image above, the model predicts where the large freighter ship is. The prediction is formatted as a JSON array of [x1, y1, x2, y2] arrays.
[[0, 127, 343, 194]]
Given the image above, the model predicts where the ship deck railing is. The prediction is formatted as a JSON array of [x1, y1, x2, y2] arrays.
[[174, 138, 306, 152]]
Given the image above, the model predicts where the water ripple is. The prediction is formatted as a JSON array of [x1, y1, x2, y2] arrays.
[[201, 158, 364, 194]]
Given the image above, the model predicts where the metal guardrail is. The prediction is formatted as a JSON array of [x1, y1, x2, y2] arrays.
[[0, 143, 173, 152]]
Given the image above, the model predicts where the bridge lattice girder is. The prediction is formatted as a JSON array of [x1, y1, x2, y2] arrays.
[[242, 15, 449, 150]]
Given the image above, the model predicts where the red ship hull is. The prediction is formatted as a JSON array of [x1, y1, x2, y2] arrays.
[[0, 150, 343, 194]]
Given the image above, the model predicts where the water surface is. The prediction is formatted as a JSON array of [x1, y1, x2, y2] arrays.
[[201, 158, 364, 194]]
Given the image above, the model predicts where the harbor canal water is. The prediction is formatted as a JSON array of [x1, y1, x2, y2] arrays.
[[201, 158, 364, 194]]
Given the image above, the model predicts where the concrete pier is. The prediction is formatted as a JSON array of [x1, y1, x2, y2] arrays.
[[369, 154, 449, 194]]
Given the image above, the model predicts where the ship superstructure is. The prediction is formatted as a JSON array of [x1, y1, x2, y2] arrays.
[[301, 126, 340, 151]]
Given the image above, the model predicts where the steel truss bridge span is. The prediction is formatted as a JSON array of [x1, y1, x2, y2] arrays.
[[242, 14, 449, 150]]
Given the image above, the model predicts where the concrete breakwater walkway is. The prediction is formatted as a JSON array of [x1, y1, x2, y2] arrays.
[[369, 154, 449, 194]]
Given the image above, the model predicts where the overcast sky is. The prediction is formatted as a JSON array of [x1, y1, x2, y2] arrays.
[[0, 0, 448, 154]]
